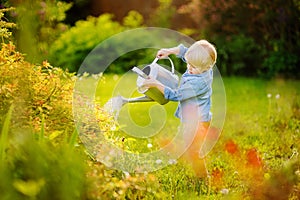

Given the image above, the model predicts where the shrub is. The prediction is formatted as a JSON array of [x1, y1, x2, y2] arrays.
[[0, 42, 75, 136], [216, 34, 264, 76], [122, 10, 144, 28], [148, 0, 176, 28], [0, 129, 87, 200], [0, 103, 87, 200], [49, 14, 124, 72], [86, 161, 168, 200], [49, 11, 179, 74], [0, 7, 75, 135], [12, 0, 72, 62], [1, 8, 168, 200], [262, 40, 299, 78], [0, 7, 16, 44]]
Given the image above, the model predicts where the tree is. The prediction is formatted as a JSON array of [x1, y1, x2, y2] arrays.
[[178, 0, 300, 77]]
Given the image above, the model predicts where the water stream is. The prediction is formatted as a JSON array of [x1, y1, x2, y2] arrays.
[[104, 96, 124, 119]]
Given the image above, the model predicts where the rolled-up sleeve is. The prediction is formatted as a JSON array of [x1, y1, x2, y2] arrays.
[[164, 79, 207, 102], [176, 44, 188, 63], [164, 87, 180, 101]]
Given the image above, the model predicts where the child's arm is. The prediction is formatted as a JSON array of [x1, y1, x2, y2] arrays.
[[141, 77, 165, 94], [142, 77, 208, 102], [156, 46, 180, 58], [157, 44, 189, 62]]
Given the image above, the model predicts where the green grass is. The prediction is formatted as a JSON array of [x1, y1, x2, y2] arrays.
[[2, 74, 299, 199], [95, 74, 300, 199]]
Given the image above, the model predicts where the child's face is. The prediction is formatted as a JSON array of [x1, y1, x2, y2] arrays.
[[187, 63, 202, 74]]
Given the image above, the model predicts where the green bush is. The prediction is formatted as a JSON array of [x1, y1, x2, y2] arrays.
[[262, 40, 299, 78], [49, 14, 124, 72], [148, 0, 176, 28], [0, 104, 87, 200], [1, 7, 75, 134], [0, 7, 16, 44], [216, 34, 264, 76], [48, 11, 187, 74], [4, 0, 72, 63], [0, 136, 87, 200], [0, 8, 169, 200], [0, 42, 75, 135]]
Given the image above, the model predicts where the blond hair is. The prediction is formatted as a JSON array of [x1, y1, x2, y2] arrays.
[[184, 40, 217, 71]]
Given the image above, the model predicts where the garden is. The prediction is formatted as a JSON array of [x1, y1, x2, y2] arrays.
[[0, 1, 300, 199]]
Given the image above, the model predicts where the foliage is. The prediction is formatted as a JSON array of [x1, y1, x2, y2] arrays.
[[0, 105, 13, 163], [49, 10, 188, 74], [86, 161, 168, 199], [36, 0, 72, 56], [0, 7, 16, 43], [178, 0, 300, 78], [216, 34, 264, 76], [11, 0, 72, 62], [49, 11, 150, 73], [2, 5, 300, 199], [262, 40, 299, 78], [0, 128, 87, 200], [148, 0, 176, 28], [122, 10, 144, 28], [0, 102, 87, 199], [0, 9, 166, 199], [49, 13, 124, 72], [0, 7, 75, 137], [0, 42, 75, 136]]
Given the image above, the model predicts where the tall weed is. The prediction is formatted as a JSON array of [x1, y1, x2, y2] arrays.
[[0, 134, 87, 200], [0, 105, 13, 164]]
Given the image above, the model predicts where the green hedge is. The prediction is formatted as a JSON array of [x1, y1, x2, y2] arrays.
[[49, 14, 124, 72], [48, 8, 299, 78]]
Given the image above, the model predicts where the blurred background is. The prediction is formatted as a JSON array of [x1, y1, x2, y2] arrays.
[[1, 0, 300, 78], [0, 1, 300, 199]]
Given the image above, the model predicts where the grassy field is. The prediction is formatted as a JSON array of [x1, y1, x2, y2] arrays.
[[1, 73, 299, 199], [94, 74, 300, 199]]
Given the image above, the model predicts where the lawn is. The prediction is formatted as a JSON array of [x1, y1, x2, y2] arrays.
[[92, 74, 300, 199], [1, 72, 299, 199]]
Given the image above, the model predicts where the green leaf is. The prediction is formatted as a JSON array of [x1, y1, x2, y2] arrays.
[[49, 130, 63, 141], [0, 105, 13, 163], [69, 129, 78, 148], [13, 178, 45, 197]]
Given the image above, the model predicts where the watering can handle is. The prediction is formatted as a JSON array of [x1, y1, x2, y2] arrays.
[[132, 67, 149, 79], [151, 57, 175, 75]]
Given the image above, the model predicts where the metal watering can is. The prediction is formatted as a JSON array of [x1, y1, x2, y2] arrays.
[[119, 57, 179, 106]]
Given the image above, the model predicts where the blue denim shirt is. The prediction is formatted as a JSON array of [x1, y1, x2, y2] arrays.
[[164, 44, 213, 122]]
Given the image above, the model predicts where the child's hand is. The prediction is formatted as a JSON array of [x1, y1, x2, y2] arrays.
[[141, 77, 159, 89], [156, 46, 180, 58], [156, 48, 171, 59], [140, 77, 165, 94]]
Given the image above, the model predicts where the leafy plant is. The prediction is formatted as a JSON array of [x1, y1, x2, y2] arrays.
[[0, 131, 87, 200], [49, 13, 124, 72], [0, 105, 13, 164], [13, 0, 72, 62], [262, 40, 299, 78], [0, 7, 16, 43], [0, 42, 76, 136], [0, 7, 75, 135], [148, 0, 176, 28], [177, 0, 300, 78], [122, 10, 144, 28], [215, 34, 264, 76]]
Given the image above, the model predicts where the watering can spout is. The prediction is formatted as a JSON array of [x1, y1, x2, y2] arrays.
[[122, 95, 153, 104], [104, 95, 153, 117]]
